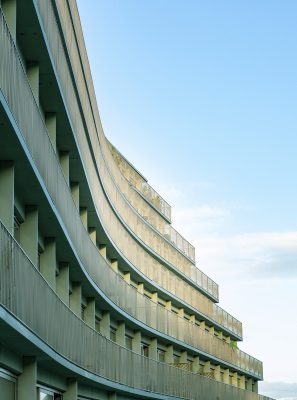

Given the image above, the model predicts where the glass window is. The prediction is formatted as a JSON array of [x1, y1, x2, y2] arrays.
[[125, 335, 132, 350], [157, 349, 165, 362], [0, 370, 16, 400], [110, 327, 116, 342], [38, 387, 62, 400], [141, 343, 149, 357]]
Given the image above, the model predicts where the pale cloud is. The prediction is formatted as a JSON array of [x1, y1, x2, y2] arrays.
[[196, 231, 297, 279], [259, 381, 297, 399]]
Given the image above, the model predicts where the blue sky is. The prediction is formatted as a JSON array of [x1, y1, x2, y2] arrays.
[[77, 1, 297, 397]]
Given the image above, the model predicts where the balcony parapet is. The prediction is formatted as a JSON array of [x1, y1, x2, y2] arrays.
[[0, 224, 268, 399], [108, 141, 172, 222], [47, 0, 219, 301], [0, 5, 241, 337]]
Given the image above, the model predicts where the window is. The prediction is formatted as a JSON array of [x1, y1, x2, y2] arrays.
[[110, 327, 116, 342], [125, 335, 132, 350], [141, 343, 149, 357], [38, 386, 62, 400], [81, 305, 86, 321], [157, 349, 165, 362], [13, 215, 21, 243], [0, 369, 16, 400], [95, 316, 100, 332]]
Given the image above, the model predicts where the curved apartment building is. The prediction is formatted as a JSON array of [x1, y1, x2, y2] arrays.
[[0, 1, 272, 399]]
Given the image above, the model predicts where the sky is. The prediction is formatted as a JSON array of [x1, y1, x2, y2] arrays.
[[76, 1, 297, 398]]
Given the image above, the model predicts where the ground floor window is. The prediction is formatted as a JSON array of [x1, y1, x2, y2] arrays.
[[0, 368, 16, 400], [38, 385, 62, 400]]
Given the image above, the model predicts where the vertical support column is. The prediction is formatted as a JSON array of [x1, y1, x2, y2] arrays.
[[226, 336, 231, 344], [253, 381, 258, 393], [59, 151, 70, 186], [199, 321, 206, 330], [137, 283, 144, 294], [223, 368, 230, 384], [239, 375, 245, 389], [214, 365, 221, 381], [116, 322, 125, 346], [64, 379, 78, 400], [45, 113, 57, 152], [132, 331, 141, 354], [2, 0, 17, 41], [71, 182, 80, 210], [151, 292, 158, 303], [180, 351, 187, 364], [26, 62, 39, 102], [218, 331, 223, 339], [18, 356, 37, 400], [178, 308, 184, 318], [165, 300, 172, 311], [108, 393, 117, 400], [0, 161, 14, 234], [165, 345, 173, 364], [209, 326, 215, 335], [88, 227, 96, 245], [124, 272, 130, 284], [203, 361, 211, 375], [192, 356, 200, 373], [99, 244, 106, 259], [69, 282, 81, 317], [231, 372, 238, 387], [189, 315, 195, 324], [85, 298, 95, 329], [111, 259, 118, 272], [149, 338, 157, 360], [57, 262, 69, 306], [20, 206, 38, 267], [40, 237, 56, 290], [100, 311, 110, 338]]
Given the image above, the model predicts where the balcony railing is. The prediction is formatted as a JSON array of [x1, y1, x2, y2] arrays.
[[47, 0, 219, 301], [108, 141, 172, 222], [0, 223, 271, 400], [0, 5, 241, 337]]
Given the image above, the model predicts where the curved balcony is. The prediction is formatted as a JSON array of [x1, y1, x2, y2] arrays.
[[0, 5, 241, 337], [0, 225, 268, 400], [108, 142, 196, 263], [108, 141, 172, 223], [44, 0, 218, 301]]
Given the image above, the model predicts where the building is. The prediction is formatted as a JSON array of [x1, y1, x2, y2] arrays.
[[0, 1, 272, 399]]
